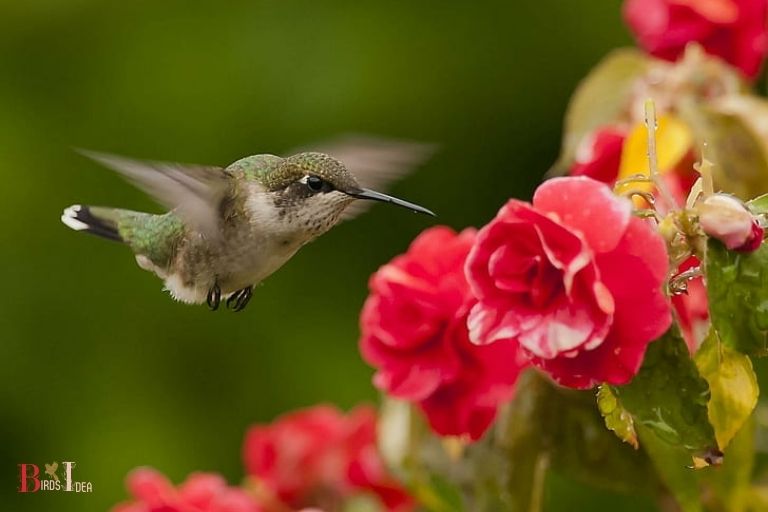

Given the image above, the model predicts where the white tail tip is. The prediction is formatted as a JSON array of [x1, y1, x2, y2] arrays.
[[61, 205, 89, 231]]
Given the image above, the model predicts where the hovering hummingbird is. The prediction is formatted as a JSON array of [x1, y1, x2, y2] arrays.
[[61, 138, 435, 312]]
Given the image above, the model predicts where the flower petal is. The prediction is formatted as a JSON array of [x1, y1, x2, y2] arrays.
[[533, 176, 631, 253]]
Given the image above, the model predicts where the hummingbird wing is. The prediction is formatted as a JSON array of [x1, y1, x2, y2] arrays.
[[291, 135, 436, 220], [78, 150, 230, 237]]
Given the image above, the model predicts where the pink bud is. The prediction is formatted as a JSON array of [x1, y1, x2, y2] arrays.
[[699, 194, 764, 252]]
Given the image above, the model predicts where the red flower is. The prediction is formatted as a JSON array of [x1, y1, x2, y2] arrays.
[[243, 405, 412, 512], [672, 256, 710, 353], [345, 410, 415, 511], [417, 315, 527, 439], [466, 177, 672, 389], [360, 227, 525, 440], [570, 126, 626, 184], [113, 468, 263, 512], [624, 0, 768, 79], [361, 228, 476, 400]]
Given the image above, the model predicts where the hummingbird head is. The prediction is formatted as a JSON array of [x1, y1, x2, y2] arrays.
[[260, 152, 434, 236]]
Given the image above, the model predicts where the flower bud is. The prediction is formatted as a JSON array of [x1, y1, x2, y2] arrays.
[[698, 194, 764, 252]]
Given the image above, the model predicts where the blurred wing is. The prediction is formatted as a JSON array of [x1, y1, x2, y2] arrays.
[[292, 135, 437, 220], [78, 150, 230, 236]]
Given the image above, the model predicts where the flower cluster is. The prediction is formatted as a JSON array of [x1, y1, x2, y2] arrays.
[[113, 405, 411, 512], [243, 405, 412, 511], [113, 469, 264, 512], [359, 177, 674, 436], [624, 0, 768, 79], [563, 0, 768, 351], [357, 0, 768, 445]]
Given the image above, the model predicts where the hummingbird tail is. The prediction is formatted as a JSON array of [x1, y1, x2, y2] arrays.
[[61, 205, 123, 242]]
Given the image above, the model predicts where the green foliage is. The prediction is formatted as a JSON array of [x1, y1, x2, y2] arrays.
[[410, 474, 465, 512], [707, 239, 768, 356], [695, 333, 759, 450], [683, 101, 768, 200], [635, 419, 756, 512], [380, 372, 658, 512], [612, 330, 717, 456], [554, 49, 649, 173], [747, 192, 768, 214], [507, 373, 655, 497], [637, 424, 703, 512], [700, 420, 755, 512], [596, 384, 638, 449]]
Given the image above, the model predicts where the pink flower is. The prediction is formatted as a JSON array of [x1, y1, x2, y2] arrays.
[[466, 177, 672, 389], [113, 468, 263, 512], [570, 126, 626, 184], [359, 227, 526, 440], [698, 193, 764, 251], [416, 313, 527, 439], [243, 405, 412, 511], [361, 228, 476, 400], [624, 0, 768, 79], [345, 412, 414, 511]]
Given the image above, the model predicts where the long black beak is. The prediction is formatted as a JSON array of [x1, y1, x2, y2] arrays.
[[347, 188, 436, 216]]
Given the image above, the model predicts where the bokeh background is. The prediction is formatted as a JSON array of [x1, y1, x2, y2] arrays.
[[0, 1, 658, 510]]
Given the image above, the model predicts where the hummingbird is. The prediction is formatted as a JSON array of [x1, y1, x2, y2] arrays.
[[61, 138, 435, 312]]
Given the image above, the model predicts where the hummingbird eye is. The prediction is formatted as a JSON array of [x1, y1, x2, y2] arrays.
[[305, 175, 326, 193]]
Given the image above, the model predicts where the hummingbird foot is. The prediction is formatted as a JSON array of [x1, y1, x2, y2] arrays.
[[207, 283, 222, 311], [226, 286, 253, 312]]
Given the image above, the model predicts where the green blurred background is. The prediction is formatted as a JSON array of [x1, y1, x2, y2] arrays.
[[0, 0, 660, 510]]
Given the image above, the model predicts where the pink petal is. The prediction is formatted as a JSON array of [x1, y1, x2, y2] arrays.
[[125, 468, 177, 506], [533, 176, 631, 253], [372, 367, 443, 400], [596, 217, 672, 346]]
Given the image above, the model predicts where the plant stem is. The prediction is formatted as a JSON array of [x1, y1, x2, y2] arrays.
[[645, 99, 678, 211], [529, 451, 550, 512]]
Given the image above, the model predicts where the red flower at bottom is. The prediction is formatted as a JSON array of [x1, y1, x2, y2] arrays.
[[113, 468, 263, 512], [243, 405, 412, 511]]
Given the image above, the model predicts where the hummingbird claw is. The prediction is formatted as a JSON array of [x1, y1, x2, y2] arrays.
[[207, 283, 221, 311], [226, 286, 253, 312]]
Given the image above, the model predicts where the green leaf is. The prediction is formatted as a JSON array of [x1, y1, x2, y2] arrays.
[[409, 473, 465, 512], [499, 371, 656, 500], [597, 384, 638, 449], [552, 48, 649, 173], [343, 494, 385, 512], [700, 419, 755, 512], [682, 99, 768, 200], [637, 425, 703, 512], [638, 418, 756, 512], [495, 373, 551, 512], [747, 193, 768, 215], [382, 372, 658, 511], [612, 330, 717, 457], [706, 238, 768, 356], [694, 333, 759, 450]]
